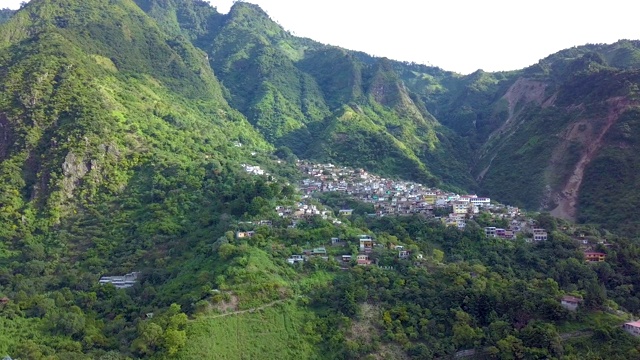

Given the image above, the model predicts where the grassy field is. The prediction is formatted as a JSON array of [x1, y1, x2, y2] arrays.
[[175, 301, 319, 360], [556, 310, 628, 334]]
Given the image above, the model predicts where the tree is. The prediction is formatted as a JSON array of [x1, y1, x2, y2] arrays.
[[584, 281, 606, 309], [131, 322, 164, 356], [163, 328, 187, 356], [496, 335, 525, 360], [536, 212, 556, 231]]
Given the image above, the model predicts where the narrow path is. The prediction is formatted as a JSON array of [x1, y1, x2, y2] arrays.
[[559, 330, 593, 340], [206, 299, 285, 319]]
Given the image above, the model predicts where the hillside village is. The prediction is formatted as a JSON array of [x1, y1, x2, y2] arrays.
[[235, 160, 610, 270], [97, 160, 611, 290]]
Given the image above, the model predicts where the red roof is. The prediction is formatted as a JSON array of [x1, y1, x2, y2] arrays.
[[625, 320, 640, 328], [561, 295, 582, 303]]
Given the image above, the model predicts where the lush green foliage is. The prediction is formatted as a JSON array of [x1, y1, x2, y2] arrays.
[[307, 215, 640, 359], [3, 1, 640, 359], [0, 8, 15, 24], [176, 301, 319, 360]]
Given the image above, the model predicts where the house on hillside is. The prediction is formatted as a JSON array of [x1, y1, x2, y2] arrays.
[[470, 197, 491, 208], [236, 231, 255, 239], [287, 255, 305, 264], [624, 321, 640, 336], [424, 192, 437, 205], [452, 201, 470, 215], [338, 209, 354, 216], [485, 227, 497, 238], [99, 272, 140, 289], [356, 254, 372, 266], [359, 235, 374, 251], [560, 295, 582, 311], [584, 251, 606, 262], [311, 247, 327, 256], [499, 229, 515, 240], [533, 228, 548, 241]]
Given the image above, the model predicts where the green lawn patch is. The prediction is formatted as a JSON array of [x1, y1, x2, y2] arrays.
[[176, 301, 318, 360]]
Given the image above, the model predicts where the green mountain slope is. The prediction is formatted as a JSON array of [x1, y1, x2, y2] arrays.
[[108, 1, 640, 232], [137, 0, 475, 190], [467, 44, 640, 233], [358, 39, 640, 234], [0, 8, 15, 24], [6, 1, 640, 233], [4, 1, 640, 359], [0, 0, 290, 356]]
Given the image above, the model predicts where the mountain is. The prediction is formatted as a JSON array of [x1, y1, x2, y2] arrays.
[[137, 0, 640, 234], [136, 0, 476, 190], [0, 0, 294, 356], [4, 1, 639, 235], [465, 42, 640, 234], [3, 0, 640, 358]]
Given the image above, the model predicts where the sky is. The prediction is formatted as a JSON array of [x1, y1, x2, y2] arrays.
[[4, 0, 640, 74]]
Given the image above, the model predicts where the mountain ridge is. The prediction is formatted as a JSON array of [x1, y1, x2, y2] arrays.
[[126, 0, 640, 234], [3, 1, 640, 358]]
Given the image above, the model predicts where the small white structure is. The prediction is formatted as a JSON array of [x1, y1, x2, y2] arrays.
[[99, 272, 140, 289], [470, 197, 490, 207], [287, 255, 305, 264], [242, 164, 265, 175]]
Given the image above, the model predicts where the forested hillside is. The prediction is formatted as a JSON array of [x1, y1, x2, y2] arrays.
[[132, 0, 640, 236], [0, 0, 286, 356], [0, 8, 15, 24], [2, 0, 640, 359], [135, 0, 475, 191]]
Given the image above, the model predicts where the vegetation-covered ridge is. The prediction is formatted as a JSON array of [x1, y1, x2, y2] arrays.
[[2, 0, 640, 358], [134, 0, 475, 191], [133, 0, 640, 235]]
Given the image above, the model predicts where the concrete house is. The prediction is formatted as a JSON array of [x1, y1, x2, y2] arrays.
[[359, 235, 374, 250], [356, 254, 372, 266], [584, 251, 606, 262], [624, 321, 640, 336], [452, 201, 470, 215], [485, 227, 497, 238], [560, 295, 582, 311], [99, 272, 140, 289], [287, 255, 305, 264], [533, 229, 548, 241]]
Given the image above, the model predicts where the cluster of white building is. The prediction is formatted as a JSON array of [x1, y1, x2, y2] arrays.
[[99, 272, 140, 289], [242, 164, 266, 176], [297, 161, 507, 219]]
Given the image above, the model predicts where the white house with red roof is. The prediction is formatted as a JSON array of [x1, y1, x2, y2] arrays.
[[561, 295, 582, 311], [624, 321, 640, 336]]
